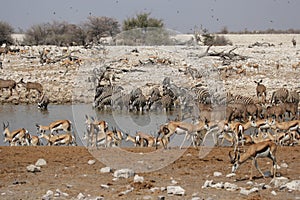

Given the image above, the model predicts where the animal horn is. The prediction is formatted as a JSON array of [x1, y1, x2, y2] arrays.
[[228, 150, 236, 164]]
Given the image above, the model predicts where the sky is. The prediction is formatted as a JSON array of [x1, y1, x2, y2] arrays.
[[0, 0, 299, 33]]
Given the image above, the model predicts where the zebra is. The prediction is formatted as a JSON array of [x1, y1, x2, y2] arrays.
[[227, 93, 254, 105], [94, 85, 123, 109], [286, 90, 299, 104], [271, 88, 289, 104], [192, 87, 211, 104], [130, 93, 147, 112]]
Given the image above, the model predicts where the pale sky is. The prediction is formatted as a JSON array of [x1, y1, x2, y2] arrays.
[[1, 0, 299, 33]]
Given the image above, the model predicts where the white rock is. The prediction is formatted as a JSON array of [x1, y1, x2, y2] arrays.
[[143, 195, 152, 200], [88, 160, 96, 165], [246, 181, 253, 185], [211, 182, 224, 189], [224, 182, 238, 191], [167, 186, 185, 196], [42, 190, 53, 200], [26, 164, 41, 173], [270, 177, 289, 188], [149, 187, 160, 193], [100, 167, 111, 173], [226, 173, 236, 178], [171, 179, 178, 185], [134, 174, 144, 183], [113, 169, 135, 179], [271, 190, 277, 195], [157, 195, 165, 200], [284, 180, 300, 191], [35, 158, 47, 166], [280, 163, 288, 168], [240, 188, 251, 196], [240, 187, 259, 196], [202, 180, 214, 188], [77, 192, 85, 200], [100, 184, 110, 189], [213, 172, 222, 177]]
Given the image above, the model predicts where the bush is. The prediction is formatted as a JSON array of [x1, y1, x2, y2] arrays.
[[122, 13, 164, 31], [0, 21, 14, 45], [202, 33, 232, 46], [84, 16, 120, 43], [24, 21, 86, 46]]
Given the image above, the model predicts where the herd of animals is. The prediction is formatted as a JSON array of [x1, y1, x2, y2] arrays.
[[1, 66, 300, 180]]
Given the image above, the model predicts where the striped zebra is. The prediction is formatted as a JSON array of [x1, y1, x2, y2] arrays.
[[192, 87, 211, 104], [271, 88, 289, 104], [94, 85, 123, 109], [227, 93, 254, 105], [286, 90, 299, 104], [130, 93, 147, 112]]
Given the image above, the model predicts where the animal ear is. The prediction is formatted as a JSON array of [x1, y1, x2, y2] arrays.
[[163, 126, 170, 134]]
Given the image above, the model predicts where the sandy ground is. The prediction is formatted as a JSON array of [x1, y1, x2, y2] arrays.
[[0, 146, 299, 199]]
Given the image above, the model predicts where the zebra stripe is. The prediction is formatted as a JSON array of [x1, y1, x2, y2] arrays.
[[271, 88, 289, 104]]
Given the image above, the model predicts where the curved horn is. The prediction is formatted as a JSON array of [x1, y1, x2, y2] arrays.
[[228, 150, 236, 164]]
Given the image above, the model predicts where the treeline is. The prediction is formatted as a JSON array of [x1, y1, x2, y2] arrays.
[[218, 26, 300, 34], [0, 13, 166, 46]]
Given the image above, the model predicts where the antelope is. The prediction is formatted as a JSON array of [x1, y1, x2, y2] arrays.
[[24, 132, 41, 146], [18, 78, 43, 97], [224, 119, 256, 151], [112, 128, 124, 146], [229, 140, 277, 180], [267, 118, 300, 132], [156, 120, 210, 149], [135, 131, 156, 147], [36, 119, 72, 134], [2, 122, 28, 146], [0, 79, 18, 96], [39, 132, 76, 146], [124, 133, 139, 147], [84, 115, 108, 147], [38, 93, 49, 110], [254, 80, 266, 103]]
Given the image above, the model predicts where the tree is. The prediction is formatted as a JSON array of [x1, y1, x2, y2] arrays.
[[0, 21, 14, 45], [24, 21, 86, 46], [84, 16, 120, 42], [122, 13, 164, 31]]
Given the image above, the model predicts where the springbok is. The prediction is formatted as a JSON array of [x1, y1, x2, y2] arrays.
[[229, 140, 277, 180], [39, 132, 76, 146], [36, 119, 72, 134], [84, 115, 108, 148], [156, 119, 210, 149], [135, 131, 156, 147], [2, 122, 28, 146], [124, 133, 139, 146]]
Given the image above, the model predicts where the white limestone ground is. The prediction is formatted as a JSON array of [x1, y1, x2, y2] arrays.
[[1, 34, 300, 105]]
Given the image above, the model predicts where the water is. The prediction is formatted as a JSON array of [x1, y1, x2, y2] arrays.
[[0, 104, 182, 146]]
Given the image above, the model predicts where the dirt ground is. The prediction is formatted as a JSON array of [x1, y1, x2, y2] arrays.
[[0, 145, 299, 200]]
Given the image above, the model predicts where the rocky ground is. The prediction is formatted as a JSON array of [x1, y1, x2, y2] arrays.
[[1, 34, 300, 105], [0, 146, 299, 199]]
